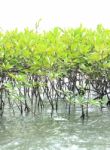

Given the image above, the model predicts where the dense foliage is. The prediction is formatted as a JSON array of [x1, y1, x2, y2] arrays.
[[0, 24, 110, 118]]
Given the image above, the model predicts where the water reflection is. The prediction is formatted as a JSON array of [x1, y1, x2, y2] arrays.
[[0, 107, 110, 150]]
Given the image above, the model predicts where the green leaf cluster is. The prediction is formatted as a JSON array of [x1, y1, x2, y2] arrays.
[[0, 25, 110, 82]]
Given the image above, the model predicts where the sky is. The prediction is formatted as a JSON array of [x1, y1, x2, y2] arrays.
[[0, 0, 110, 32]]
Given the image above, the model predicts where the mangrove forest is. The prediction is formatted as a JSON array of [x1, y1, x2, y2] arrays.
[[0, 24, 110, 119]]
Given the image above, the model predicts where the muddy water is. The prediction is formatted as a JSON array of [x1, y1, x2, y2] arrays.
[[0, 105, 110, 150]]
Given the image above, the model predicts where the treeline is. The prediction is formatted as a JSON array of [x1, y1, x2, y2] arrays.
[[0, 24, 110, 117]]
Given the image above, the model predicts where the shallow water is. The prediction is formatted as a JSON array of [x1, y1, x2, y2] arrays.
[[0, 105, 110, 150]]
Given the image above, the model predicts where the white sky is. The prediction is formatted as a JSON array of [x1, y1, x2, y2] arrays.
[[0, 0, 110, 31]]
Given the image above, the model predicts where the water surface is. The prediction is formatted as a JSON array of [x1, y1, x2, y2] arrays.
[[0, 105, 110, 150]]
